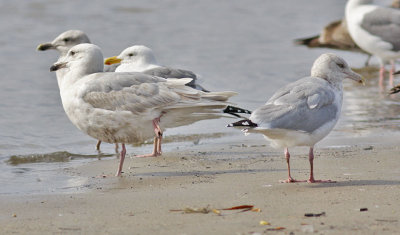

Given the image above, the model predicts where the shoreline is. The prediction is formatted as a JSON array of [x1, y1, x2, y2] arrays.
[[1, 136, 400, 234]]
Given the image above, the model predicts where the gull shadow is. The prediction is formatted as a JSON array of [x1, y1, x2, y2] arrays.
[[133, 168, 286, 178], [308, 179, 400, 188]]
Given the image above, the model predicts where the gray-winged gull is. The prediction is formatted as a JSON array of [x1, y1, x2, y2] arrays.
[[50, 43, 238, 176], [105, 45, 207, 91], [346, 0, 400, 88], [104, 45, 252, 117], [228, 53, 364, 183], [37, 30, 118, 151]]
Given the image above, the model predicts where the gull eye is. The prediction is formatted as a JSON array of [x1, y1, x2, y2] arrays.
[[337, 63, 345, 69], [63, 38, 71, 42], [70, 51, 76, 56], [128, 52, 137, 57]]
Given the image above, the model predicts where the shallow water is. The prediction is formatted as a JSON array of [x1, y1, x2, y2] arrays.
[[1, 0, 400, 195]]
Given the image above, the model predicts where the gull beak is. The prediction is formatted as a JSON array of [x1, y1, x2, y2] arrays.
[[389, 85, 400, 94], [37, 43, 55, 51], [104, 56, 122, 65], [346, 70, 365, 85], [50, 61, 67, 72]]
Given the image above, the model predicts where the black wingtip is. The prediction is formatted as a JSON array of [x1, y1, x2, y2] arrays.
[[227, 119, 258, 127], [223, 105, 252, 115]]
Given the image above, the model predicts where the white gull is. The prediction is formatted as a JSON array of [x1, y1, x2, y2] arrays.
[[50, 43, 237, 176], [37, 30, 118, 151], [104, 45, 208, 91], [346, 0, 400, 88], [105, 45, 252, 117]]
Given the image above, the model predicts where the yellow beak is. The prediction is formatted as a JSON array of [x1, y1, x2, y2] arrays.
[[104, 56, 122, 65]]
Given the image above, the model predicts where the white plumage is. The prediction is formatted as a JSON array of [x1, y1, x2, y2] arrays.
[[51, 43, 237, 176], [346, 0, 400, 88]]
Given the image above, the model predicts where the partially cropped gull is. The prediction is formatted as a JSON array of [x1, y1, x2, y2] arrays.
[[389, 70, 400, 94], [105, 45, 208, 91], [295, 0, 400, 66], [50, 43, 239, 176], [295, 19, 372, 66], [228, 53, 364, 183], [37, 30, 118, 151], [105, 45, 251, 117], [346, 0, 400, 88], [37, 30, 91, 80]]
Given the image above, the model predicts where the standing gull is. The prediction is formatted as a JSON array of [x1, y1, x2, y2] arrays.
[[295, 0, 400, 66], [228, 54, 363, 183], [50, 43, 238, 176], [346, 0, 400, 88], [104, 45, 251, 116], [37, 30, 118, 151]]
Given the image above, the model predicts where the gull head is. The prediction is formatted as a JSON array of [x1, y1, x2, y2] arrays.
[[311, 53, 364, 85], [104, 45, 157, 66], [50, 43, 104, 75], [37, 30, 91, 56]]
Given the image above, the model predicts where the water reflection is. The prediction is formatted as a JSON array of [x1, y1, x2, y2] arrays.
[[6, 151, 114, 166], [341, 66, 400, 133]]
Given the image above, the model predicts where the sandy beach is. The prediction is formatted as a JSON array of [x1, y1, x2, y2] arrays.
[[2, 0, 400, 234], [1, 135, 400, 235]]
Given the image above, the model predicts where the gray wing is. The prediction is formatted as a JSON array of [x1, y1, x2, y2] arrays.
[[143, 67, 208, 91], [81, 72, 183, 114], [361, 7, 400, 51], [250, 77, 338, 133]]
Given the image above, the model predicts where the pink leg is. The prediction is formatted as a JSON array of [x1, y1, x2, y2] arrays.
[[307, 147, 335, 183], [280, 148, 305, 183], [379, 65, 385, 90], [114, 143, 119, 153], [96, 140, 101, 151], [157, 134, 162, 155], [153, 117, 163, 155], [136, 137, 160, 158], [115, 143, 126, 176], [135, 118, 163, 158], [390, 60, 396, 88]]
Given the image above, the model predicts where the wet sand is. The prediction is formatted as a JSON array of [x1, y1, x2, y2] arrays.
[[1, 136, 400, 234]]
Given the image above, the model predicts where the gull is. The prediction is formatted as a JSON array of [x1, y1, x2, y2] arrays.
[[346, 0, 400, 88], [105, 45, 207, 91], [228, 53, 364, 183], [104, 45, 251, 117], [37, 30, 118, 151], [37, 30, 91, 57], [295, 19, 372, 66], [295, 0, 400, 66], [389, 70, 400, 94], [50, 43, 238, 176]]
